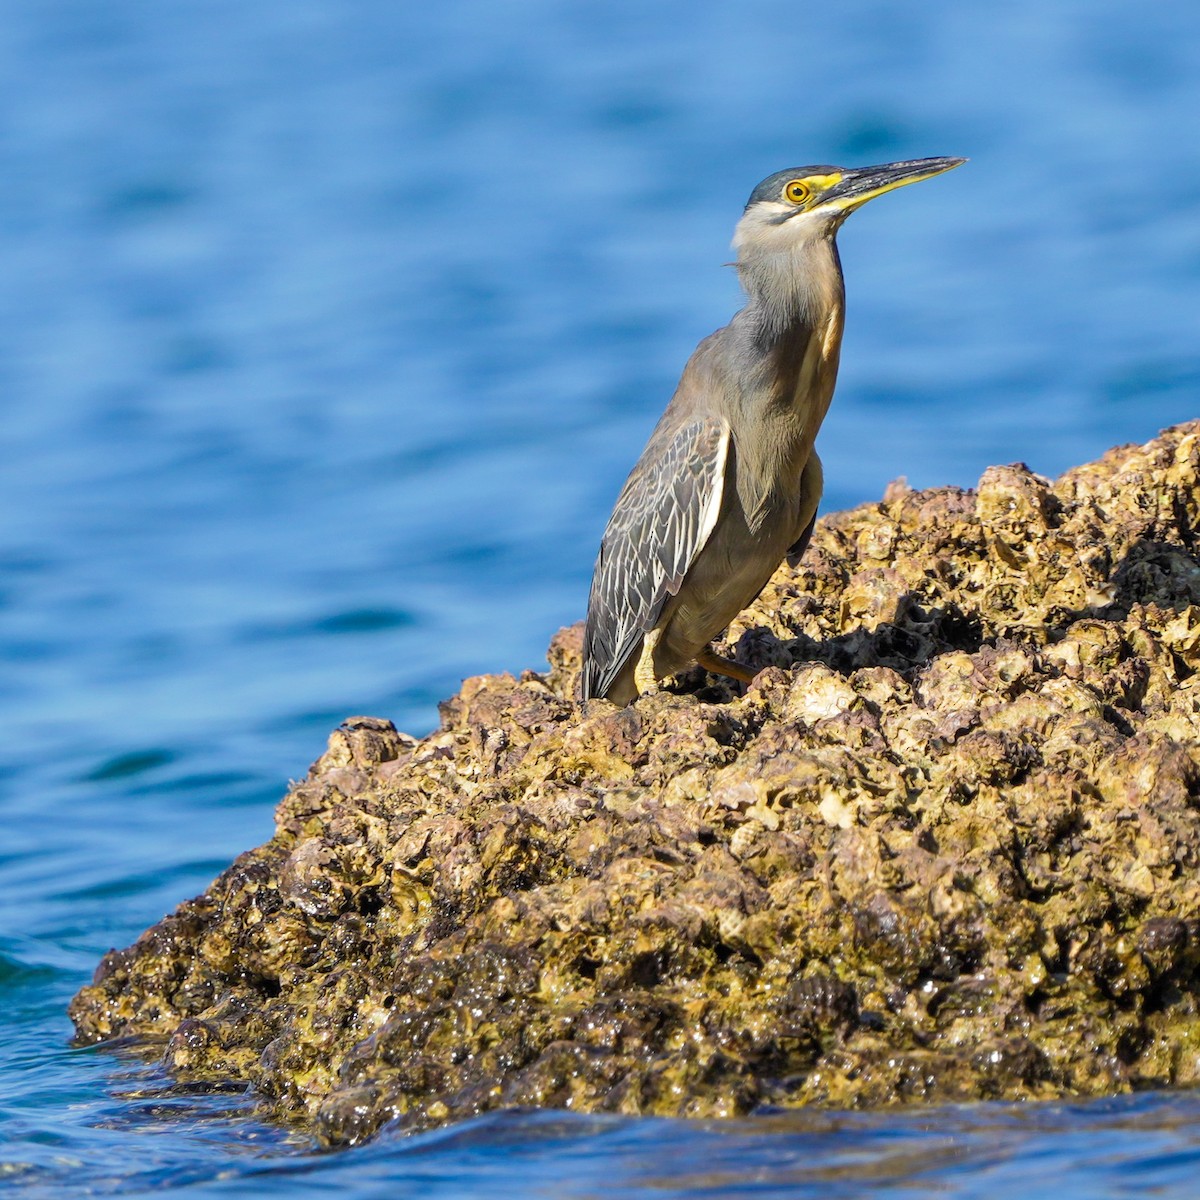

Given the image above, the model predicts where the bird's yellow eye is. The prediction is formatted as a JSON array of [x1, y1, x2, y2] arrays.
[[783, 179, 811, 206]]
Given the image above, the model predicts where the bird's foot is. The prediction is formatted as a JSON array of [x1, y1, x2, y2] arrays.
[[633, 628, 663, 697], [696, 646, 756, 686]]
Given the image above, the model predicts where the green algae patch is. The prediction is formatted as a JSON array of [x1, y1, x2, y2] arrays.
[[71, 423, 1200, 1143]]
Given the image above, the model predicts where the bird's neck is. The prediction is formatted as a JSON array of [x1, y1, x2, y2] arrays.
[[735, 234, 846, 436], [730, 235, 846, 518], [736, 234, 845, 345]]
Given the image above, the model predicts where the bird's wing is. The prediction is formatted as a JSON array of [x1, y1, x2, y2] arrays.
[[581, 415, 730, 700]]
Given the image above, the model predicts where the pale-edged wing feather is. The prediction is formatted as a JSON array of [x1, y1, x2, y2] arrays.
[[581, 416, 729, 699]]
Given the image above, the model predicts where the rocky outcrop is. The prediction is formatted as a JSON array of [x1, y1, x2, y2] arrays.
[[71, 423, 1200, 1144]]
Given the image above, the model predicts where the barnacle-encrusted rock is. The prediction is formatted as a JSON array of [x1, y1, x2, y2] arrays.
[[72, 424, 1200, 1143]]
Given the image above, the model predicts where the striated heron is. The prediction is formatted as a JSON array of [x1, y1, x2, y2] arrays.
[[581, 157, 965, 704]]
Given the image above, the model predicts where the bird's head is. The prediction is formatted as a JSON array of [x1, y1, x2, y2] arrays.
[[730, 157, 965, 330], [733, 157, 965, 257]]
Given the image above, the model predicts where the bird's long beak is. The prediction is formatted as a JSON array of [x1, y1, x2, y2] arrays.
[[819, 157, 966, 213]]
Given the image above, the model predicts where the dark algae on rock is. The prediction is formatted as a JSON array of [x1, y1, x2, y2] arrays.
[[71, 424, 1200, 1144]]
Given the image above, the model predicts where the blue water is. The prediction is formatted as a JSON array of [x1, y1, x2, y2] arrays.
[[2, 1, 1199, 1194]]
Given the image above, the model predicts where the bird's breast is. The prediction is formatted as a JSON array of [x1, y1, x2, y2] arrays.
[[803, 299, 845, 431], [740, 300, 843, 510]]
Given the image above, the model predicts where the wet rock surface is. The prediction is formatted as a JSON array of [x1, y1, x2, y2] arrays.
[[71, 424, 1200, 1143]]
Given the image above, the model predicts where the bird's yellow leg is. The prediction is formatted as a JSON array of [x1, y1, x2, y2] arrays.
[[633, 628, 663, 697], [696, 645, 756, 685]]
